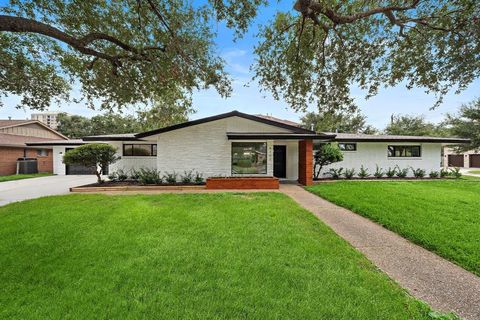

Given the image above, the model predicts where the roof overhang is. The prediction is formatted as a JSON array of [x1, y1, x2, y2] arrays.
[[82, 136, 141, 141], [26, 141, 86, 146], [227, 132, 336, 140], [334, 138, 470, 144]]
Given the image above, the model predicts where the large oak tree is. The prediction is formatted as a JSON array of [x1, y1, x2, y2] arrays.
[[1, 0, 479, 113]]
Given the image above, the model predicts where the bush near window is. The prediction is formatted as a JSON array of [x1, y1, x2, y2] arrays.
[[449, 167, 462, 179], [163, 171, 179, 184], [63, 144, 119, 183], [343, 168, 355, 180], [313, 144, 343, 179], [327, 168, 343, 179], [358, 166, 370, 179], [395, 166, 409, 178], [374, 165, 384, 179], [385, 167, 396, 178], [411, 167, 426, 179], [429, 171, 439, 178]]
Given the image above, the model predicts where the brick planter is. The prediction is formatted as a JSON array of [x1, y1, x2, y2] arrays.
[[206, 177, 279, 189]]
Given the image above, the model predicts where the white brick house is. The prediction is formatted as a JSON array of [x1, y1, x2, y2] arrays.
[[27, 110, 469, 184]]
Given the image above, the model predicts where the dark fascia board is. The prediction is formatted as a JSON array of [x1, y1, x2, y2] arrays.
[[227, 133, 336, 140], [82, 136, 140, 141], [26, 141, 86, 146], [135, 110, 314, 138], [335, 138, 471, 143]]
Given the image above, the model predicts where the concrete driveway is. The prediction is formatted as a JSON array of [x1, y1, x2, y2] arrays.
[[0, 175, 97, 207]]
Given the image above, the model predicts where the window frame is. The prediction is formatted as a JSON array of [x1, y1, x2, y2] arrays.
[[387, 145, 422, 158], [122, 144, 157, 157], [338, 142, 357, 152], [231, 142, 268, 175], [36, 149, 49, 157]]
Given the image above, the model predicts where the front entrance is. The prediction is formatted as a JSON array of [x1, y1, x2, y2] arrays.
[[273, 145, 286, 178], [65, 148, 102, 175]]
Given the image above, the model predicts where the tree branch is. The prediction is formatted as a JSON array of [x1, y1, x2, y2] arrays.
[[0, 15, 165, 73]]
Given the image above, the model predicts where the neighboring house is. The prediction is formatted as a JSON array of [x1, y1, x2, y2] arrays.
[[0, 119, 68, 175], [26, 111, 469, 185], [443, 148, 480, 168], [31, 112, 61, 129]]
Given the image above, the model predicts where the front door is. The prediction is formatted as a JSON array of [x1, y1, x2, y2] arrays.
[[273, 145, 286, 178]]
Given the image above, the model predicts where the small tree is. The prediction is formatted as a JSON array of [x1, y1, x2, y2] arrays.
[[313, 144, 343, 179], [63, 144, 120, 183]]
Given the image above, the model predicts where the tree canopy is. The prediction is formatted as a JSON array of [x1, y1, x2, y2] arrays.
[[444, 99, 480, 151], [384, 114, 447, 136], [1, 0, 479, 113], [300, 106, 371, 133]]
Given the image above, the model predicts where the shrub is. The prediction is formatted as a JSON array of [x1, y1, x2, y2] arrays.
[[327, 167, 344, 179], [107, 172, 117, 181], [181, 170, 194, 184], [358, 165, 370, 179], [194, 171, 204, 184], [411, 167, 426, 179], [137, 168, 162, 184], [395, 166, 408, 178], [429, 171, 439, 178], [373, 165, 384, 179], [440, 168, 450, 178], [163, 171, 178, 184], [116, 169, 128, 181], [313, 143, 343, 179], [130, 169, 140, 181], [449, 167, 462, 179], [344, 168, 355, 179], [385, 167, 396, 178]]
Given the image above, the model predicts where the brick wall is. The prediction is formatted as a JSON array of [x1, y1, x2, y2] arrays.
[[0, 147, 53, 175]]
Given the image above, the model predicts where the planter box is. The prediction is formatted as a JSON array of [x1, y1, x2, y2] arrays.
[[206, 177, 279, 189]]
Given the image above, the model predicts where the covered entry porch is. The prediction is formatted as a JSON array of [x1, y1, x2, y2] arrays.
[[227, 132, 333, 186]]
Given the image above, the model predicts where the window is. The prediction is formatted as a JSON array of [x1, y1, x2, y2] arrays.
[[388, 145, 421, 158], [338, 143, 357, 151], [123, 144, 157, 156], [232, 142, 267, 174], [37, 149, 48, 157]]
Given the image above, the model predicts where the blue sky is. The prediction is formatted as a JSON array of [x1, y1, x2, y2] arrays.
[[1, 1, 478, 130]]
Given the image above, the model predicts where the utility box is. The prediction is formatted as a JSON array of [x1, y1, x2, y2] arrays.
[[16, 158, 38, 174]]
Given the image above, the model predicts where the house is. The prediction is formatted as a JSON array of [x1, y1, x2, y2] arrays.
[[26, 111, 469, 185], [443, 147, 480, 168], [0, 119, 68, 175]]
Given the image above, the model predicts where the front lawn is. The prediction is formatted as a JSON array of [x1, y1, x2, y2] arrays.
[[307, 180, 480, 276], [0, 193, 440, 319], [0, 173, 52, 182]]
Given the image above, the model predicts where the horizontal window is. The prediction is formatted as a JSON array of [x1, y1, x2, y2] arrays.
[[338, 143, 357, 151], [123, 144, 157, 157], [232, 142, 267, 174], [388, 145, 421, 158]]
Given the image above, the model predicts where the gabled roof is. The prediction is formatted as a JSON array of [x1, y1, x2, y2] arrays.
[[135, 110, 314, 138], [0, 119, 68, 139], [253, 114, 302, 128], [0, 133, 64, 148], [327, 132, 470, 144]]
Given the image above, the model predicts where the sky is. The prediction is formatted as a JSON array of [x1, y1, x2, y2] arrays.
[[1, 1, 478, 130]]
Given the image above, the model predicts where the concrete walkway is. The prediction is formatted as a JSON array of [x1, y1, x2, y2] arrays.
[[280, 184, 480, 320], [0, 175, 97, 207]]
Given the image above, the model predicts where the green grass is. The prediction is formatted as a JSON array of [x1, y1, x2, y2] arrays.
[[0, 173, 52, 182], [307, 180, 480, 276], [468, 170, 480, 174], [0, 193, 444, 319]]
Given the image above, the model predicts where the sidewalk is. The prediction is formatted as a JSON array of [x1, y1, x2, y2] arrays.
[[280, 184, 480, 320]]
